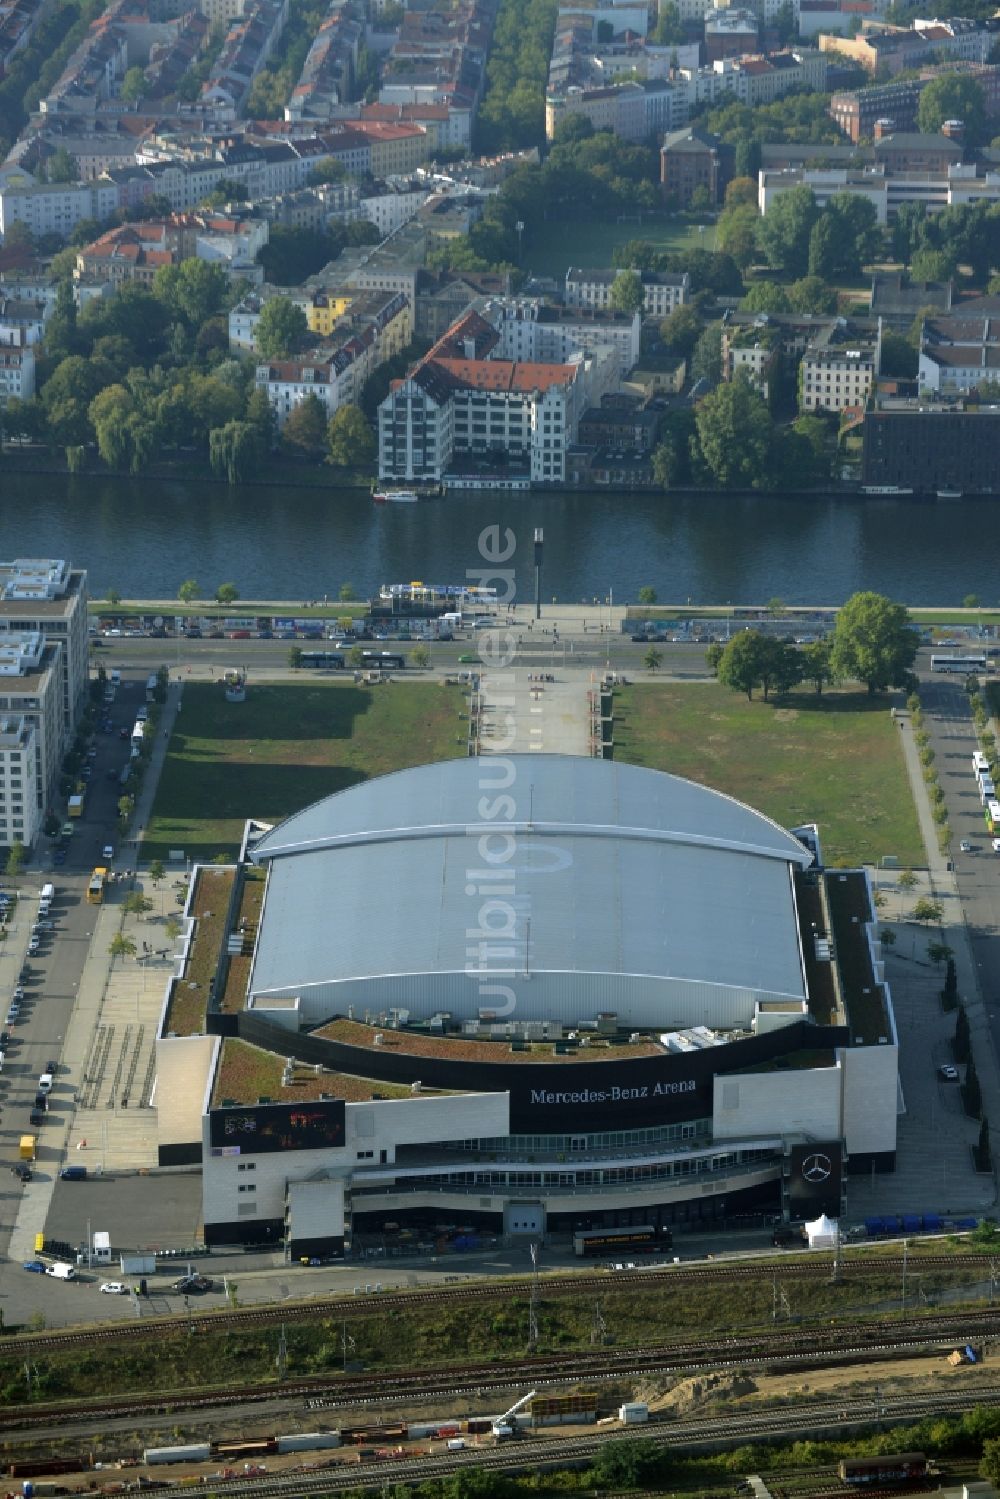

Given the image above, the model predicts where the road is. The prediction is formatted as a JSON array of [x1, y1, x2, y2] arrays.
[[94, 634, 717, 680], [0, 674, 147, 1274], [917, 662, 1000, 1058]]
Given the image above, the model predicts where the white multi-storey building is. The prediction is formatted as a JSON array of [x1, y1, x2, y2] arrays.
[[0, 348, 34, 406], [0, 172, 119, 242], [487, 297, 640, 380], [377, 309, 598, 485], [800, 323, 880, 412], [565, 266, 690, 317], [0, 714, 40, 851], [0, 557, 89, 747], [0, 633, 63, 829], [918, 306, 1000, 395]]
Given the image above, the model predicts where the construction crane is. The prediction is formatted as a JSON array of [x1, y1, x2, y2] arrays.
[[492, 1390, 537, 1437]]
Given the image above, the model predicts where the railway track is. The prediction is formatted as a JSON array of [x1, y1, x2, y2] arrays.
[[0, 1252, 992, 1358], [35, 1381, 1000, 1499], [1, 1307, 998, 1435]]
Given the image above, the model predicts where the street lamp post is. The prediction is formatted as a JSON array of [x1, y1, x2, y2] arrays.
[[533, 529, 543, 621]]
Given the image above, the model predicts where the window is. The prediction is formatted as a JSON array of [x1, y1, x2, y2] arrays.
[[237, 1183, 256, 1194]]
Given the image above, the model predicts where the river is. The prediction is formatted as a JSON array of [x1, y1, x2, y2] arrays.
[[5, 471, 991, 605]]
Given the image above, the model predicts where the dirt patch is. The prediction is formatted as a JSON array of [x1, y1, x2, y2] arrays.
[[774, 709, 800, 721]]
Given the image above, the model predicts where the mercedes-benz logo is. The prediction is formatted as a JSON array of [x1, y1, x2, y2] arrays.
[[802, 1152, 832, 1183]]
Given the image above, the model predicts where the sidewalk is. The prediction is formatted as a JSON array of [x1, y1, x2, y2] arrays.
[[850, 696, 1000, 1219]]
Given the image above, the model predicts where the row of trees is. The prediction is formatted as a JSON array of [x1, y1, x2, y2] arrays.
[[707, 592, 919, 699]]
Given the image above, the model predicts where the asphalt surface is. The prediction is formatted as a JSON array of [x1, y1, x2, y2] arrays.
[[919, 664, 1000, 1054], [0, 677, 145, 1271], [93, 634, 718, 680]]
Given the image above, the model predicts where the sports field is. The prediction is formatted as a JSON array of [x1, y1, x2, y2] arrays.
[[527, 215, 716, 277], [614, 682, 924, 868]]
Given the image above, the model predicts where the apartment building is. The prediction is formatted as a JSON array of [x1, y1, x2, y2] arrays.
[[0, 558, 89, 748], [660, 125, 731, 206], [0, 634, 64, 827], [800, 320, 880, 412], [918, 302, 1000, 395], [0, 714, 40, 851], [255, 289, 411, 426], [862, 396, 1000, 494], [564, 266, 690, 317], [488, 298, 641, 379], [0, 347, 34, 405], [0, 172, 119, 241], [284, 0, 362, 122], [377, 309, 598, 485]]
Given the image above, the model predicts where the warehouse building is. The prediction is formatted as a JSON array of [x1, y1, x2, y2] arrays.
[[155, 757, 898, 1257]]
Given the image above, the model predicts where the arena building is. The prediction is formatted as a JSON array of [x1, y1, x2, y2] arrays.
[[155, 757, 898, 1258]]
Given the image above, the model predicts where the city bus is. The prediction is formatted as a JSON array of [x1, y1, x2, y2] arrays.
[[300, 651, 345, 669], [86, 867, 107, 905], [931, 653, 987, 673], [361, 651, 405, 670]]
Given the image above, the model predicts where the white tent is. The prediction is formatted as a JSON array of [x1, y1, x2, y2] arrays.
[[805, 1213, 838, 1250]]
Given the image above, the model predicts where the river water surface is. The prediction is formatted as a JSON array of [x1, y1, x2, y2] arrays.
[[7, 471, 993, 604]]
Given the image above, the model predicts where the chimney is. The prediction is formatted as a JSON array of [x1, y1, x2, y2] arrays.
[[873, 117, 894, 140], [941, 118, 964, 143]]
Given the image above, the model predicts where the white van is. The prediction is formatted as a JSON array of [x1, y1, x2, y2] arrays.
[[45, 1262, 76, 1280], [40, 883, 54, 904], [38, 1073, 53, 1094]]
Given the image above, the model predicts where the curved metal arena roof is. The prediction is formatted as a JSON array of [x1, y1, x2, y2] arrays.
[[247, 756, 812, 1028]]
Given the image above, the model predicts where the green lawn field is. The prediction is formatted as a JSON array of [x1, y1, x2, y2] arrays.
[[614, 682, 924, 868], [146, 681, 464, 862], [527, 215, 716, 277]]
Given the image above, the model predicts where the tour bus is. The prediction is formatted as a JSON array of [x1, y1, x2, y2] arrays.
[[86, 868, 107, 905], [978, 773, 996, 804], [931, 653, 987, 673]]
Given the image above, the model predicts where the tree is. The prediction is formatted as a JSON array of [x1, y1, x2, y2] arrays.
[[638, 586, 657, 605], [209, 420, 258, 485], [918, 73, 986, 145], [756, 185, 819, 277], [955, 1001, 971, 1062], [308, 156, 347, 185], [830, 591, 919, 695], [107, 588, 122, 607], [644, 646, 664, 671], [347, 645, 366, 670], [178, 579, 201, 603], [658, 304, 703, 360], [879, 331, 918, 379], [166, 917, 182, 941], [716, 204, 759, 270], [725, 176, 758, 209], [109, 933, 137, 962], [216, 582, 239, 605], [803, 638, 834, 694], [693, 375, 773, 488], [911, 895, 943, 925], [282, 394, 328, 457], [123, 892, 153, 918], [718, 630, 770, 700], [327, 403, 376, 468], [787, 276, 838, 316], [42, 354, 117, 448], [610, 270, 644, 316], [978, 1117, 992, 1171], [706, 641, 723, 675], [742, 281, 790, 314], [5, 840, 24, 877], [964, 1053, 983, 1119], [690, 324, 722, 385], [153, 259, 228, 329], [46, 146, 78, 183], [591, 1438, 668, 1489], [897, 868, 917, 891], [254, 296, 308, 359], [410, 643, 430, 669], [120, 65, 147, 104], [149, 859, 165, 885], [288, 646, 302, 669], [910, 247, 957, 284]]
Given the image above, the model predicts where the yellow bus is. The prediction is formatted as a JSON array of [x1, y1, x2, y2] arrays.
[[86, 867, 107, 904]]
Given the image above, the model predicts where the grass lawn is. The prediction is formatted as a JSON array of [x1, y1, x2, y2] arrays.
[[613, 683, 924, 868], [527, 214, 716, 277], [146, 681, 464, 863]]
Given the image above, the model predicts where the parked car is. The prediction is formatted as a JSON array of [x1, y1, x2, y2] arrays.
[[100, 1281, 128, 1294], [22, 1260, 46, 1274], [960, 839, 973, 853], [11, 1162, 31, 1182], [172, 1273, 213, 1293], [939, 1063, 959, 1080], [102, 844, 115, 861]]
